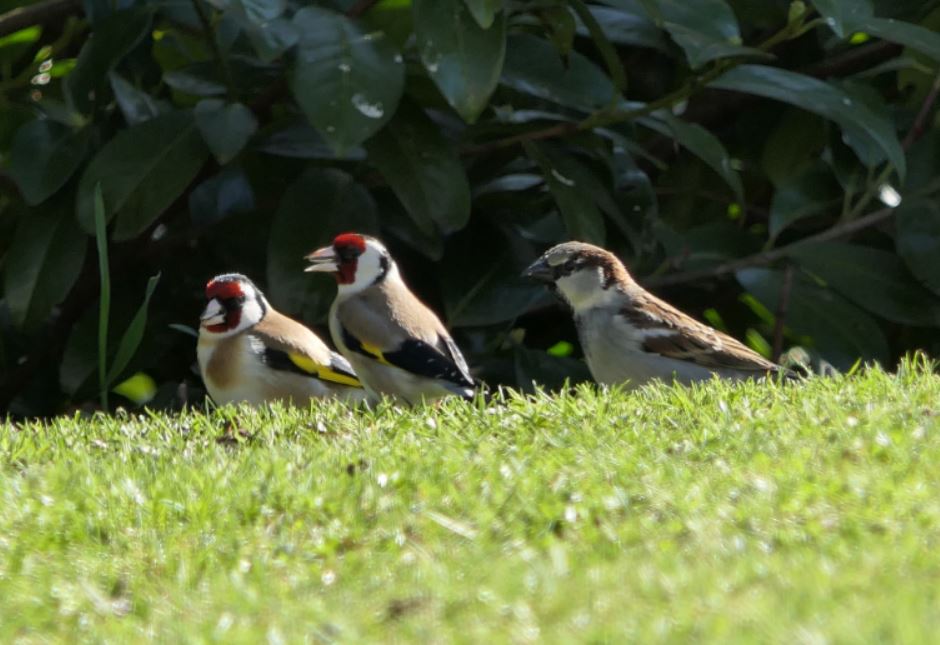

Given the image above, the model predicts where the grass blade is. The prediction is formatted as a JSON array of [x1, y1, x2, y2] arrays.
[[93, 183, 110, 412], [106, 273, 161, 386]]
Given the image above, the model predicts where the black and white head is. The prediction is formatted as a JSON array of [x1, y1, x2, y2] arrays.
[[304, 232, 396, 295], [199, 273, 269, 338], [523, 242, 634, 311]]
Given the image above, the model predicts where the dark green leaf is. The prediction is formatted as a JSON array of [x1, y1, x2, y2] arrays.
[[267, 169, 379, 322], [106, 273, 161, 385], [646, 0, 764, 68], [537, 5, 577, 58], [736, 267, 889, 369], [895, 199, 940, 297], [863, 17, 940, 62], [462, 0, 502, 29], [768, 164, 840, 240], [760, 109, 827, 186], [3, 207, 87, 330], [227, 0, 298, 62], [365, 102, 471, 235], [66, 8, 152, 113], [76, 111, 209, 241], [8, 120, 91, 205], [109, 72, 167, 125], [710, 65, 906, 179], [163, 68, 227, 97], [789, 242, 940, 326], [809, 0, 874, 37], [577, 6, 668, 51], [502, 33, 616, 111], [641, 114, 743, 203], [256, 120, 367, 160], [525, 142, 605, 245], [189, 165, 255, 227], [291, 6, 404, 153], [194, 99, 258, 164], [568, 0, 627, 92], [414, 0, 506, 123]]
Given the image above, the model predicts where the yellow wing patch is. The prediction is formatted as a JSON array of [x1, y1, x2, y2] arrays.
[[288, 352, 362, 388], [359, 341, 391, 365]]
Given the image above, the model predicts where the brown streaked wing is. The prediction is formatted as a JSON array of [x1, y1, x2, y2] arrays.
[[624, 292, 779, 372]]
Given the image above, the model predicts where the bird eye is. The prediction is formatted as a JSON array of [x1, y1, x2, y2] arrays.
[[563, 258, 577, 271]]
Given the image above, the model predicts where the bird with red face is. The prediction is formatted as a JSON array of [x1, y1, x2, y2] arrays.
[[304, 233, 475, 404], [197, 273, 370, 406]]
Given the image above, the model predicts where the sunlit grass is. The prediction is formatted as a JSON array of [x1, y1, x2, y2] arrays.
[[2, 360, 940, 641]]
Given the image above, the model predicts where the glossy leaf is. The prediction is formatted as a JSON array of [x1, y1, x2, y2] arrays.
[[525, 142, 606, 245], [365, 102, 471, 235], [645, 0, 764, 68], [3, 208, 87, 330], [267, 169, 379, 322], [790, 243, 940, 326], [768, 164, 840, 240], [463, 0, 502, 29], [194, 99, 258, 164], [109, 72, 167, 125], [502, 33, 616, 111], [895, 199, 940, 297], [106, 273, 161, 385], [568, 0, 627, 91], [809, 0, 873, 37], [736, 267, 889, 369], [864, 17, 940, 62], [66, 8, 152, 113], [641, 114, 743, 203], [414, 0, 506, 123], [711, 65, 906, 179], [76, 111, 209, 241], [8, 120, 91, 205], [189, 166, 256, 227], [291, 6, 404, 153], [578, 6, 668, 51]]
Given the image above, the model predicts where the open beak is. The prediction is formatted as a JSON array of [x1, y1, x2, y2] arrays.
[[522, 257, 555, 283], [200, 298, 226, 327], [304, 246, 339, 273]]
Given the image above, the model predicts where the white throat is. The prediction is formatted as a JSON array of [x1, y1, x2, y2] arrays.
[[555, 267, 618, 312]]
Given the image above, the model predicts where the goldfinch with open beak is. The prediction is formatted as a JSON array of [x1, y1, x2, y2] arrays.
[[197, 273, 369, 406], [523, 242, 791, 388], [304, 233, 475, 404]]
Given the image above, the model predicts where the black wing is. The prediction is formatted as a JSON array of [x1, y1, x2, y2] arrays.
[[342, 326, 474, 388]]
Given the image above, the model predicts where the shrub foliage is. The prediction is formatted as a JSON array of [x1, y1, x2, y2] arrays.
[[1, 0, 939, 414]]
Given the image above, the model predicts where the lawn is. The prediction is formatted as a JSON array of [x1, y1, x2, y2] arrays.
[[2, 360, 940, 642]]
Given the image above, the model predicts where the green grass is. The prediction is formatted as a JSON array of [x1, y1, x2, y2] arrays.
[[3, 361, 940, 642]]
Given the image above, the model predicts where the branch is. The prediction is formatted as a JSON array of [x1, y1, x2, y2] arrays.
[[643, 207, 896, 288], [902, 70, 940, 150], [0, 0, 81, 38]]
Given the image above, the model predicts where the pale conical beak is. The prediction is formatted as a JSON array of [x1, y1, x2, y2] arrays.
[[522, 257, 555, 283], [304, 246, 339, 273], [200, 298, 225, 326]]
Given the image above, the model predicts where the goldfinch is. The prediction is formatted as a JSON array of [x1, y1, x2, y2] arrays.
[[304, 233, 475, 404], [523, 242, 791, 388], [197, 273, 370, 405]]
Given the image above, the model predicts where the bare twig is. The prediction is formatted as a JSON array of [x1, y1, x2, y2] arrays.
[[643, 207, 896, 288], [902, 70, 940, 150], [0, 0, 80, 38], [772, 263, 794, 361]]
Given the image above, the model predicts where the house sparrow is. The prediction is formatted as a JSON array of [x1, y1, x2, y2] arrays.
[[304, 233, 475, 404], [197, 273, 369, 405], [523, 242, 791, 388]]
